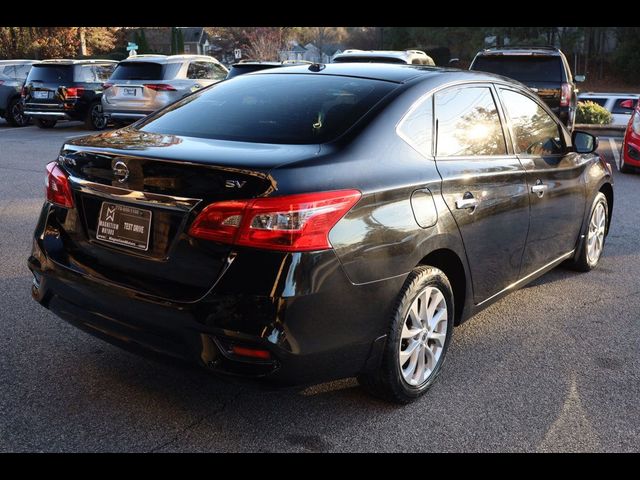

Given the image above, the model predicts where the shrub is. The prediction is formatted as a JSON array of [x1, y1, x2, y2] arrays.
[[576, 101, 612, 125]]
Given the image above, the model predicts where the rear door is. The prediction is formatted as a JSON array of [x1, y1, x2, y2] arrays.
[[435, 84, 530, 304], [497, 86, 586, 275]]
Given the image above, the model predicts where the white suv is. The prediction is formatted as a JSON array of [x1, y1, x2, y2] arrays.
[[578, 92, 639, 127]]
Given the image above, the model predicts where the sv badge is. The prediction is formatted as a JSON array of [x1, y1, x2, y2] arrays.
[[225, 180, 247, 189]]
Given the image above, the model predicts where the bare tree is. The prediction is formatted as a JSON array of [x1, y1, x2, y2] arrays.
[[245, 27, 285, 61]]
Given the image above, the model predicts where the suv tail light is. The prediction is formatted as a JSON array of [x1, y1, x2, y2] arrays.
[[102, 82, 113, 90], [63, 87, 85, 99], [560, 82, 571, 107], [189, 190, 362, 252], [45, 162, 74, 208], [21, 86, 28, 98], [144, 83, 177, 92]]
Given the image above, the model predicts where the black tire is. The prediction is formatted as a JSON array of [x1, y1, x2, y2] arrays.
[[85, 101, 107, 130], [358, 266, 454, 404], [34, 118, 57, 129], [620, 154, 633, 174], [568, 192, 608, 272], [5, 97, 29, 127]]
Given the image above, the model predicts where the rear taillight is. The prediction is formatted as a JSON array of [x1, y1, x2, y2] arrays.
[[560, 82, 572, 107], [231, 345, 271, 360], [188, 190, 362, 252], [102, 82, 113, 90], [21, 86, 27, 97], [144, 83, 177, 91], [63, 86, 85, 99], [45, 162, 74, 208]]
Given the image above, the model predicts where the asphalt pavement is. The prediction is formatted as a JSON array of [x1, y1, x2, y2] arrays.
[[0, 119, 638, 452]]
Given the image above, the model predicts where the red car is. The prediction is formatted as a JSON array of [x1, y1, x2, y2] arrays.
[[621, 103, 640, 173]]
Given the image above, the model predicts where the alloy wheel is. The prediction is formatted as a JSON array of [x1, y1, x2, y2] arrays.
[[92, 104, 107, 129], [587, 201, 606, 265], [399, 286, 448, 386]]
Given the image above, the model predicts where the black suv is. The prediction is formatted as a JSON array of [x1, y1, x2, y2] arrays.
[[470, 46, 584, 131], [23, 59, 117, 130]]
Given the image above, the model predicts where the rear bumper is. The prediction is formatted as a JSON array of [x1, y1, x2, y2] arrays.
[[28, 205, 404, 386], [24, 110, 73, 120]]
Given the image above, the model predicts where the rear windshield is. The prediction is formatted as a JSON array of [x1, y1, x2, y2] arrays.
[[333, 56, 406, 64], [137, 74, 396, 144], [27, 65, 73, 83], [472, 56, 563, 82], [109, 62, 167, 81]]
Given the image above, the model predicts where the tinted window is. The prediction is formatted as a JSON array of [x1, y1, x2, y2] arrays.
[[138, 74, 395, 144], [472, 56, 562, 82], [435, 87, 507, 156], [14, 64, 32, 79], [74, 64, 113, 83], [27, 65, 73, 83], [398, 96, 433, 156], [580, 97, 607, 107], [500, 89, 564, 156], [109, 62, 164, 80], [612, 98, 638, 114], [187, 61, 226, 80]]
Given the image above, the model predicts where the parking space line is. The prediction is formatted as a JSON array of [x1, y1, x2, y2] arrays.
[[608, 138, 621, 171]]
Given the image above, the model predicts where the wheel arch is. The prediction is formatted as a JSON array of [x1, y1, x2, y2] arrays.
[[599, 181, 614, 233]]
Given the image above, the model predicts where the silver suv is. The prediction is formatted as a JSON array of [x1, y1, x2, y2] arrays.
[[332, 50, 435, 66], [102, 54, 228, 122]]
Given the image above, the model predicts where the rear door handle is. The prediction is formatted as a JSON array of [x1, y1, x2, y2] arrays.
[[531, 184, 548, 198], [455, 197, 479, 210]]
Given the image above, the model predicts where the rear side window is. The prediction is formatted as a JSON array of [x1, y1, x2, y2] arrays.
[[27, 65, 73, 83], [109, 62, 164, 81], [500, 89, 564, 156], [138, 74, 396, 144], [612, 98, 638, 114], [2, 64, 31, 79], [74, 64, 115, 83], [581, 97, 607, 107], [435, 86, 507, 157], [187, 61, 227, 80], [472, 56, 563, 82], [398, 96, 433, 157]]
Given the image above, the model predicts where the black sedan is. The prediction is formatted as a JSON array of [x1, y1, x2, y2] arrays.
[[28, 64, 613, 403]]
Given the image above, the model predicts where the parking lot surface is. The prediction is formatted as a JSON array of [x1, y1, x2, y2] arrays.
[[1, 119, 638, 452]]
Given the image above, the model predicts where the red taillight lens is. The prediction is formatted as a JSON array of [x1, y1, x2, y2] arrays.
[[63, 86, 85, 99], [102, 82, 113, 90], [45, 162, 74, 208], [144, 83, 177, 92], [21, 86, 28, 97], [231, 345, 271, 360], [189, 190, 362, 252], [560, 82, 571, 107]]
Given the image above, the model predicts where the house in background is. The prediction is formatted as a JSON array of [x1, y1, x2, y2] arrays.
[[127, 27, 218, 57], [279, 41, 343, 63], [179, 27, 211, 55]]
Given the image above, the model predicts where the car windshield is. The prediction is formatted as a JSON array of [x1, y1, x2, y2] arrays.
[[472, 56, 563, 82], [137, 74, 396, 144], [109, 62, 165, 80], [27, 65, 73, 83]]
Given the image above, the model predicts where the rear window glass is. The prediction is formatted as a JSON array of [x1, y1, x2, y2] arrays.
[[137, 74, 396, 144], [472, 56, 562, 82], [74, 64, 115, 83], [333, 56, 406, 64], [27, 65, 73, 83], [109, 62, 165, 81], [612, 98, 638, 114]]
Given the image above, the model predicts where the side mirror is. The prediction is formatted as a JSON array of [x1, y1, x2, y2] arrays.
[[573, 130, 598, 154], [574, 74, 586, 83], [448, 58, 460, 66]]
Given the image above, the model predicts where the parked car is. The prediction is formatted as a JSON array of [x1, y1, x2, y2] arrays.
[[621, 104, 640, 173], [22, 59, 117, 130], [578, 92, 639, 127], [0, 59, 37, 127], [470, 46, 584, 131], [28, 64, 613, 403], [226, 60, 311, 79], [102, 54, 228, 123], [333, 49, 435, 66]]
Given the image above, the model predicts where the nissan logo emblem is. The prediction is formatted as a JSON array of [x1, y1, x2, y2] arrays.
[[113, 161, 129, 183]]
